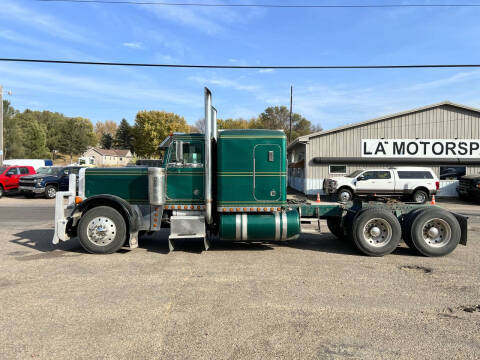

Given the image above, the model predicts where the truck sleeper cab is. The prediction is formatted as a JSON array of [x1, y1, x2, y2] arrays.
[[52, 88, 468, 258]]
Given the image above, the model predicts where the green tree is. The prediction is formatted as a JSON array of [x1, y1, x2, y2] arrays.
[[57, 117, 96, 161], [100, 133, 113, 149], [13, 111, 50, 158], [257, 106, 322, 142], [21, 110, 67, 156], [133, 110, 189, 158], [2, 100, 24, 159], [113, 118, 133, 151]]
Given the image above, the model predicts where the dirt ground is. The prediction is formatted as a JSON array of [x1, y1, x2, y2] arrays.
[[0, 196, 479, 359]]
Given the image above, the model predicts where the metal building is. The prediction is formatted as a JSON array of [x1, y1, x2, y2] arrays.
[[287, 101, 480, 197]]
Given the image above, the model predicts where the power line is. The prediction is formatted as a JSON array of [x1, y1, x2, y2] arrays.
[[33, 0, 480, 8], [1, 58, 480, 69]]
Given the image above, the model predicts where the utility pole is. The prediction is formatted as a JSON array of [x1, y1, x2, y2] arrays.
[[288, 85, 293, 143], [0, 85, 3, 166]]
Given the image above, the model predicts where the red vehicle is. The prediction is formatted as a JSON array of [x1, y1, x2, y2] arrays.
[[0, 165, 36, 198]]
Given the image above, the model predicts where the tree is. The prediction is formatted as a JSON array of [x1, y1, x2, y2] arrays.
[[2, 100, 24, 159], [257, 106, 322, 142], [13, 111, 50, 158], [113, 119, 133, 151], [94, 120, 118, 144], [57, 117, 97, 161], [133, 110, 189, 158], [217, 118, 252, 129], [100, 133, 113, 149]]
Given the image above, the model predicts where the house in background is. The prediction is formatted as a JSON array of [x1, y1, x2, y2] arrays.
[[81, 148, 133, 167]]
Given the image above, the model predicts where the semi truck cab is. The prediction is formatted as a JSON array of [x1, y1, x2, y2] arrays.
[[52, 88, 468, 258]]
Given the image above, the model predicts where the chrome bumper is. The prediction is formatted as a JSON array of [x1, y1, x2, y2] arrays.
[[52, 174, 77, 244]]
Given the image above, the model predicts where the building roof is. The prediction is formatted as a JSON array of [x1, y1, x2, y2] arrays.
[[90, 148, 131, 157], [287, 100, 480, 150]]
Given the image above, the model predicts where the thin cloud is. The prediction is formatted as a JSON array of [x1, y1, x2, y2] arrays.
[[123, 42, 143, 49], [1, 0, 94, 45], [189, 76, 259, 92]]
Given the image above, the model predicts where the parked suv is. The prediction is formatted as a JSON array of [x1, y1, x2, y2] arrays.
[[0, 165, 36, 198], [324, 167, 439, 203], [19, 166, 84, 199]]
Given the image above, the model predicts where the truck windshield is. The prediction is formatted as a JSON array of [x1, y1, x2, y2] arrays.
[[346, 170, 363, 178], [0, 166, 7, 175], [36, 167, 60, 175]]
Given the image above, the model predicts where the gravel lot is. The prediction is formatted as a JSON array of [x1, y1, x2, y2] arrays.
[[0, 195, 479, 359]]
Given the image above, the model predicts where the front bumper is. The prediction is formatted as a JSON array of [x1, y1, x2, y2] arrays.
[[323, 180, 338, 195], [19, 185, 45, 194]]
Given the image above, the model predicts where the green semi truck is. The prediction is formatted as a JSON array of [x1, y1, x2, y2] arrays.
[[52, 88, 468, 257]]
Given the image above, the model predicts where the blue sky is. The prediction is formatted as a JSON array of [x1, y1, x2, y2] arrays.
[[1, 0, 480, 130]]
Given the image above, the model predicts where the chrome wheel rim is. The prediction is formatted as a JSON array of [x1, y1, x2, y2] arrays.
[[339, 191, 351, 202], [414, 192, 426, 203], [422, 218, 451, 247], [47, 187, 56, 198], [363, 218, 392, 247], [86, 216, 116, 246]]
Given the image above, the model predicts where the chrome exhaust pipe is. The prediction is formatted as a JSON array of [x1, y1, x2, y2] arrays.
[[204, 88, 213, 225]]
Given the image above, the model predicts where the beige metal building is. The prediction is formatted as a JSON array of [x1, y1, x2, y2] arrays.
[[81, 148, 133, 167], [288, 101, 480, 197]]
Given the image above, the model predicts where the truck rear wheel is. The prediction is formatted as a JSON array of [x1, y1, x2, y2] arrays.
[[326, 217, 344, 239], [408, 208, 460, 257], [351, 208, 401, 256], [78, 206, 127, 254]]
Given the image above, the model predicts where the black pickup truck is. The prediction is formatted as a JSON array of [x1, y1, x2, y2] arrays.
[[19, 166, 84, 199], [458, 174, 480, 201]]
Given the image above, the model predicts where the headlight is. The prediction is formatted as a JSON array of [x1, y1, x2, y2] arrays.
[[331, 180, 337, 186], [34, 178, 43, 183]]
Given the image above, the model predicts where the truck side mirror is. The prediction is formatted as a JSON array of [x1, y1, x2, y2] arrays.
[[175, 141, 184, 164], [357, 175, 365, 181]]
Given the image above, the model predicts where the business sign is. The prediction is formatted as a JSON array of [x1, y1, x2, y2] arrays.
[[362, 139, 480, 158]]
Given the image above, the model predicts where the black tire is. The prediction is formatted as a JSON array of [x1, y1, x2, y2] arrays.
[[0, 185, 3, 198], [78, 206, 127, 254], [45, 185, 57, 199], [24, 193, 35, 199], [327, 217, 344, 239], [412, 189, 428, 204], [402, 208, 424, 251], [351, 208, 402, 256], [337, 188, 353, 202], [409, 208, 461, 257]]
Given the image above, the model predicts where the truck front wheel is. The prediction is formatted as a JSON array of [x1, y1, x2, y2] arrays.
[[0, 185, 3, 198], [78, 206, 127, 254], [351, 208, 402, 256]]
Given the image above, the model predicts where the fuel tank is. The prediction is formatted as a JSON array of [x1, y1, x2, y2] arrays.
[[219, 210, 300, 241]]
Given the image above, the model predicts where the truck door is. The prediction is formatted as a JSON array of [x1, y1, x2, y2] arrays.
[[253, 144, 281, 201], [4, 167, 20, 189], [166, 141, 205, 202]]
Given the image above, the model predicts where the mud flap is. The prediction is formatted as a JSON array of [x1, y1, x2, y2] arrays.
[[452, 212, 468, 246]]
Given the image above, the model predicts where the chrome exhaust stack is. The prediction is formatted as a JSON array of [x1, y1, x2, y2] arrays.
[[204, 88, 213, 225]]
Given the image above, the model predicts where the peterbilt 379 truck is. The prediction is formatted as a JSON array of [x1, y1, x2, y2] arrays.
[[52, 89, 468, 257]]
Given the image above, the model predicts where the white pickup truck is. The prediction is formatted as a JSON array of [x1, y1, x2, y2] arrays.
[[323, 167, 439, 203]]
